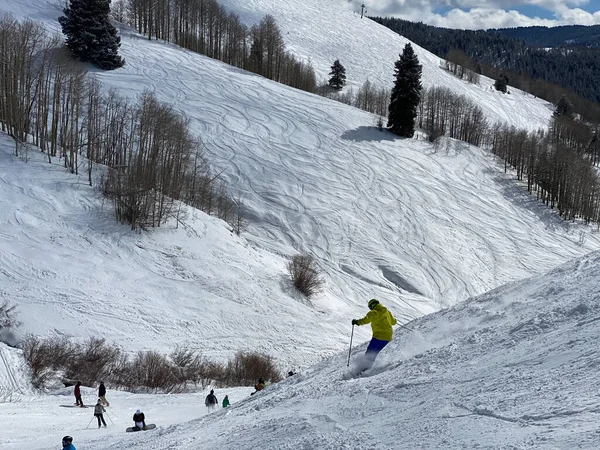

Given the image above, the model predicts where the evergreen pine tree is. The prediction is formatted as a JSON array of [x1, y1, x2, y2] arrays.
[[554, 94, 574, 117], [388, 43, 422, 138], [59, 0, 125, 70], [328, 59, 347, 90], [494, 73, 509, 93]]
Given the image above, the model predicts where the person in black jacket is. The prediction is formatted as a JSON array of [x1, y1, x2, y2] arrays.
[[133, 409, 146, 430], [98, 381, 109, 406], [205, 390, 218, 412]]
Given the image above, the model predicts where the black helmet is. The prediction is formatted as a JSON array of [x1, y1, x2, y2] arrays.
[[368, 299, 380, 310], [62, 436, 73, 445]]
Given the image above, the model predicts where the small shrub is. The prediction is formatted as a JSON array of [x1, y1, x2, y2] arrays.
[[0, 300, 19, 332], [225, 351, 281, 386], [66, 337, 122, 386], [428, 126, 443, 143], [21, 335, 75, 388], [287, 254, 324, 297], [125, 351, 179, 392], [170, 346, 210, 388]]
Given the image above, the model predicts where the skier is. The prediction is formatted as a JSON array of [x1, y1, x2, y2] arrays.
[[205, 389, 218, 411], [222, 395, 230, 408], [93, 399, 107, 428], [74, 381, 84, 407], [133, 409, 146, 430], [61, 436, 76, 450], [98, 381, 109, 406], [250, 378, 266, 395], [351, 299, 397, 372]]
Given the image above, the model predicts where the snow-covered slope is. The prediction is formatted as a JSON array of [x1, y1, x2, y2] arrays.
[[0, 134, 337, 368], [217, 0, 553, 129], [4, 250, 600, 449], [1, 0, 600, 369]]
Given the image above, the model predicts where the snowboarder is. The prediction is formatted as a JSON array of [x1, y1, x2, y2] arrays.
[[61, 436, 76, 450], [133, 409, 146, 430], [98, 381, 109, 406], [93, 399, 107, 428], [205, 389, 218, 411], [351, 299, 397, 372], [250, 378, 266, 395], [74, 381, 84, 407], [222, 395, 230, 408], [287, 370, 296, 377]]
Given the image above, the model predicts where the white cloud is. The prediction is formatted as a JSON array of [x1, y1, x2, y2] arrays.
[[361, 0, 600, 29]]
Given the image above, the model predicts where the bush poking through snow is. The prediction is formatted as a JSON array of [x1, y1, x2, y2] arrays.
[[288, 254, 324, 298], [224, 351, 282, 387], [0, 300, 19, 333]]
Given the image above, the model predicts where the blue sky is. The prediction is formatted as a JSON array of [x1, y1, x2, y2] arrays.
[[363, 1, 600, 29]]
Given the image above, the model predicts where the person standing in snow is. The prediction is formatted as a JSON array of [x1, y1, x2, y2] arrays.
[[222, 395, 230, 408], [133, 409, 146, 430], [98, 381, 109, 406], [93, 399, 107, 428], [205, 389, 218, 411], [61, 435, 76, 450], [74, 381, 84, 407], [352, 299, 397, 370]]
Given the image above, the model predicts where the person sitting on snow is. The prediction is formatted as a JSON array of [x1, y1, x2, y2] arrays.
[[251, 378, 266, 395], [133, 409, 146, 430], [352, 299, 397, 371]]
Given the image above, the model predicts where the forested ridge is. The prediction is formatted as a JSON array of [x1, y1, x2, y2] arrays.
[[371, 17, 600, 113], [493, 25, 600, 48]]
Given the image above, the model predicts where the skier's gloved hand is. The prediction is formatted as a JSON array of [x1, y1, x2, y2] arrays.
[[351, 319, 359, 325]]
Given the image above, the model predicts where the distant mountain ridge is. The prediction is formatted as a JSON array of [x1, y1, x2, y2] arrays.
[[493, 25, 600, 48]]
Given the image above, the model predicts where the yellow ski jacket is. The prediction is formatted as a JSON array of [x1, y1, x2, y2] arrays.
[[356, 304, 397, 341]]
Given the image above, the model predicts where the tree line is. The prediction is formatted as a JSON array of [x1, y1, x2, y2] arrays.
[[418, 86, 488, 146], [23, 335, 281, 391], [0, 16, 243, 232], [490, 118, 600, 225], [121, 0, 316, 92], [493, 25, 600, 49], [371, 16, 600, 123]]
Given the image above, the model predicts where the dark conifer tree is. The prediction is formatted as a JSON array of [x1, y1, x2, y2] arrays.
[[494, 73, 509, 93], [328, 59, 347, 90], [59, 0, 125, 70], [555, 94, 574, 117], [388, 43, 422, 137]]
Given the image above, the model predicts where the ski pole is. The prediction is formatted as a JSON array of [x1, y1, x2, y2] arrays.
[[347, 324, 355, 367], [85, 416, 94, 429], [105, 410, 115, 425], [399, 322, 414, 332]]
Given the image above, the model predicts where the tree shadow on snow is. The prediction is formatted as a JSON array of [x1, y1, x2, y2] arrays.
[[341, 126, 397, 143], [488, 168, 574, 234]]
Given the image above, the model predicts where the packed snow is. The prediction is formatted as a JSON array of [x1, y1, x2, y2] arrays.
[[1, 0, 600, 447]]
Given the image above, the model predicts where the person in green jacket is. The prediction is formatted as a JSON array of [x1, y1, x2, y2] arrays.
[[222, 395, 230, 408], [352, 299, 397, 370]]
